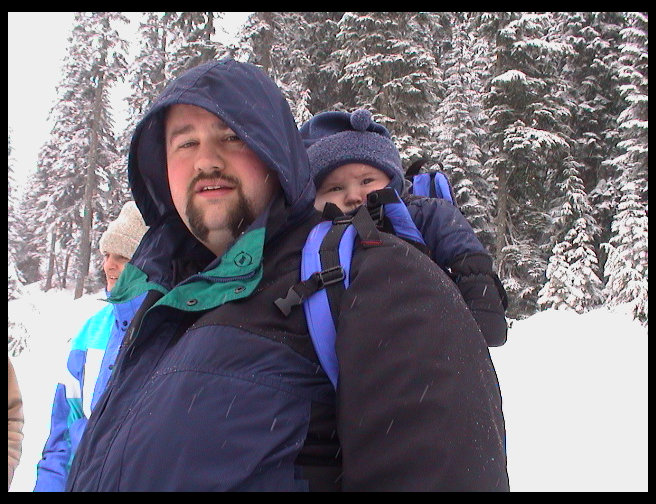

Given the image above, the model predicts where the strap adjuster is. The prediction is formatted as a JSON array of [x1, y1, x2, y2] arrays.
[[274, 266, 345, 317], [316, 266, 345, 288]]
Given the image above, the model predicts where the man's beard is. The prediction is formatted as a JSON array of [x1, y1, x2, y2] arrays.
[[185, 172, 256, 244]]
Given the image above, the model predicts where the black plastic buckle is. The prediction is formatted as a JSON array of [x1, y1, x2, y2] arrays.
[[274, 285, 303, 316], [317, 266, 345, 288]]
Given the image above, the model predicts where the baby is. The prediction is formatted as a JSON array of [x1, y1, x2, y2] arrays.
[[300, 109, 508, 346]]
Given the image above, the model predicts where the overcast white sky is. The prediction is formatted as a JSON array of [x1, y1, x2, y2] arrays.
[[8, 12, 75, 189], [8, 12, 251, 190]]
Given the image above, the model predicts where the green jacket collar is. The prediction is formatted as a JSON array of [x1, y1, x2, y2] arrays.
[[109, 224, 266, 313]]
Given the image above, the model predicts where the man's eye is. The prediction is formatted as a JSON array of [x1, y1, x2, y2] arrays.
[[177, 140, 196, 149]]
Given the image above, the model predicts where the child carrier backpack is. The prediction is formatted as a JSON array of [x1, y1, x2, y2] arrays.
[[274, 188, 430, 389], [275, 169, 506, 389], [406, 159, 457, 206]]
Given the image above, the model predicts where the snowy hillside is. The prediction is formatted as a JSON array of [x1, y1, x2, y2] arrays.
[[8, 285, 648, 492]]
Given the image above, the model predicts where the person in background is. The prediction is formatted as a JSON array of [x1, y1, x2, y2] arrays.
[[302, 109, 508, 347], [8, 357, 24, 490], [34, 201, 148, 492]]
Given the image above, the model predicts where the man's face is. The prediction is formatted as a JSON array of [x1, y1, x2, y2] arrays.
[[165, 104, 280, 256], [314, 163, 391, 212]]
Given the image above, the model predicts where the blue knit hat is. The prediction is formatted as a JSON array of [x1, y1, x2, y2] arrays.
[[299, 109, 404, 194]]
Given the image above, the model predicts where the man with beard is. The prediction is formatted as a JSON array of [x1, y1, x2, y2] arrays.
[[66, 59, 509, 492], [165, 104, 278, 258]]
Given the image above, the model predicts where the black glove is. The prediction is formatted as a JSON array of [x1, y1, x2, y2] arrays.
[[448, 253, 508, 347]]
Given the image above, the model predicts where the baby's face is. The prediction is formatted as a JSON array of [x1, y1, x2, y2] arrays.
[[314, 163, 391, 212]]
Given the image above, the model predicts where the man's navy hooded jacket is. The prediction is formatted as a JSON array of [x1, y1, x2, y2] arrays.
[[66, 59, 509, 492]]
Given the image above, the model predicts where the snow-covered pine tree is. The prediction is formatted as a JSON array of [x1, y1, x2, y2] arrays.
[[12, 147, 53, 288], [9, 138, 31, 353], [332, 12, 443, 164], [8, 133, 21, 301], [538, 218, 604, 314], [601, 12, 648, 325], [602, 184, 648, 324], [15, 13, 129, 297], [163, 12, 224, 80], [239, 12, 447, 164], [123, 12, 170, 139], [8, 133, 15, 210], [16, 136, 72, 290], [8, 134, 16, 248], [608, 12, 648, 202], [557, 12, 626, 249], [236, 12, 345, 125], [538, 157, 604, 312], [76, 13, 130, 298], [480, 12, 575, 318], [433, 13, 497, 251]]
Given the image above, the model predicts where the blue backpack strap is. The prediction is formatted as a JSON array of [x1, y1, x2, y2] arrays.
[[410, 171, 457, 207], [274, 205, 383, 389], [301, 221, 356, 389], [432, 171, 457, 205], [411, 173, 432, 198], [367, 188, 426, 247]]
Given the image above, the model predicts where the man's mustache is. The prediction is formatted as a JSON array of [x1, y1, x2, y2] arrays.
[[187, 171, 240, 195]]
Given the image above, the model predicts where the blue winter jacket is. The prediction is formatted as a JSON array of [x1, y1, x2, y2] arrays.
[[34, 293, 144, 491], [404, 195, 508, 346], [67, 59, 322, 492], [404, 195, 487, 268], [66, 59, 508, 491]]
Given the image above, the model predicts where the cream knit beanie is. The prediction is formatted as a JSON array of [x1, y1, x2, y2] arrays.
[[99, 201, 148, 260]]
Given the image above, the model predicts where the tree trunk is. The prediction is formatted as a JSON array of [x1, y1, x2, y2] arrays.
[[494, 162, 509, 259], [62, 250, 71, 289], [44, 228, 57, 291], [258, 12, 276, 75], [74, 73, 105, 299]]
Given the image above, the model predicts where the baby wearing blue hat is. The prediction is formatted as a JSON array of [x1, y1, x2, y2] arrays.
[[300, 109, 508, 347]]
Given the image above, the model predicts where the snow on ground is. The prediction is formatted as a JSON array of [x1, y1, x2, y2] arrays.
[[8, 286, 648, 492], [490, 307, 648, 491]]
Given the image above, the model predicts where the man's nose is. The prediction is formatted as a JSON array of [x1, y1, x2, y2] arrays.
[[194, 143, 225, 172]]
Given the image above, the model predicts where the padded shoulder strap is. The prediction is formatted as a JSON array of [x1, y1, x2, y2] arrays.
[[411, 172, 433, 198], [432, 172, 457, 205], [366, 188, 430, 257], [368, 188, 426, 247], [275, 206, 384, 389], [301, 221, 356, 389], [410, 172, 457, 207]]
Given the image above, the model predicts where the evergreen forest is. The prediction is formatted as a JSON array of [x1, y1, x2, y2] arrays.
[[8, 12, 648, 325]]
